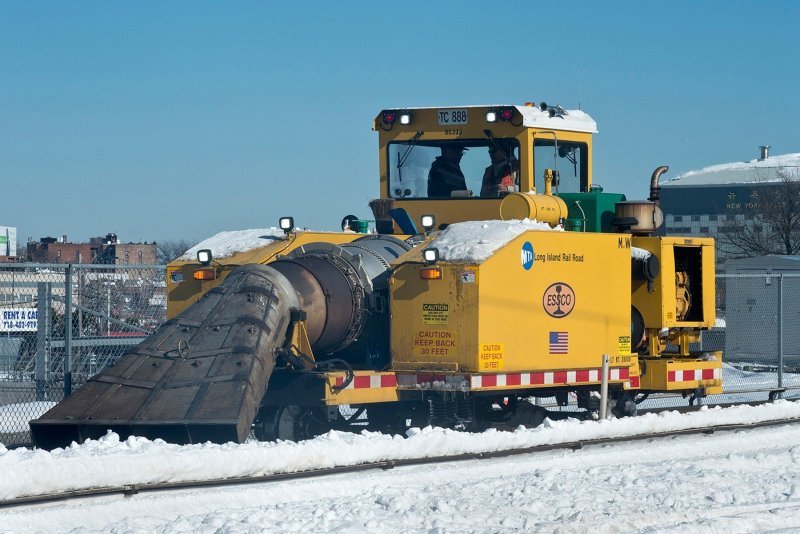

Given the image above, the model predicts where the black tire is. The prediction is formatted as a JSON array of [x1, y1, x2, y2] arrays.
[[253, 406, 280, 441], [610, 392, 639, 418], [504, 400, 548, 428], [253, 405, 331, 442], [367, 403, 410, 436]]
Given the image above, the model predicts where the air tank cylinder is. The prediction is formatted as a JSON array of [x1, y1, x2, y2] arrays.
[[500, 192, 568, 226]]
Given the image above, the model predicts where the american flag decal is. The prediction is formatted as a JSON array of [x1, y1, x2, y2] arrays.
[[549, 331, 568, 354]]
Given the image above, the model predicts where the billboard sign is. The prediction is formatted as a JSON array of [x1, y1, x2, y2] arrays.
[[0, 308, 37, 332]]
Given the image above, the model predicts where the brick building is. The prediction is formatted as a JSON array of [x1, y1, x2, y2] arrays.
[[27, 233, 157, 265]]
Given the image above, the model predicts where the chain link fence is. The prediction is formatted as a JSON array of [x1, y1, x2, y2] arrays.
[[598, 271, 800, 412], [717, 272, 800, 390], [1, 266, 799, 446], [0, 263, 166, 446]]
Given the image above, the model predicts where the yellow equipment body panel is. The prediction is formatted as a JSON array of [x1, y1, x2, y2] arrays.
[[631, 236, 716, 329], [166, 231, 363, 318], [391, 230, 632, 375], [639, 356, 723, 394], [390, 259, 479, 372]]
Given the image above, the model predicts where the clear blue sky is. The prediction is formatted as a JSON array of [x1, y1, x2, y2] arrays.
[[2, 1, 798, 246]]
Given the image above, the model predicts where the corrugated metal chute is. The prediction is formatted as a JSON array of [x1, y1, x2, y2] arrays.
[[30, 264, 298, 450]]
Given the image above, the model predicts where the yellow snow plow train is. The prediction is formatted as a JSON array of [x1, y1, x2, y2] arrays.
[[31, 103, 721, 449]]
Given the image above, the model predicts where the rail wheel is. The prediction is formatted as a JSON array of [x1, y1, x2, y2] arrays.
[[474, 396, 518, 423], [253, 405, 332, 442], [609, 391, 639, 418], [367, 403, 410, 435], [503, 400, 548, 428]]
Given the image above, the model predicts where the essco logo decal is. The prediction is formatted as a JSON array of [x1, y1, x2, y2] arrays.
[[542, 282, 575, 318], [521, 242, 534, 270]]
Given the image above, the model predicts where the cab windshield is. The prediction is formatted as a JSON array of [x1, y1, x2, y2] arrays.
[[388, 139, 520, 199]]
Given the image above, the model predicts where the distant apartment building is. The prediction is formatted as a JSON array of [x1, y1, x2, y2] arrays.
[[26, 233, 158, 265], [659, 147, 800, 266]]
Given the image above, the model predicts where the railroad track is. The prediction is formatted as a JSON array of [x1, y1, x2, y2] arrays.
[[3, 399, 799, 509]]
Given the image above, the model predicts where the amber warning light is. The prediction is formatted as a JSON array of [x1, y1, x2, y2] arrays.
[[193, 268, 217, 281], [420, 267, 442, 280]]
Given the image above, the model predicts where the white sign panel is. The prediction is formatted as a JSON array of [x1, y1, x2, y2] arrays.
[[0, 226, 17, 257], [0, 308, 37, 332]]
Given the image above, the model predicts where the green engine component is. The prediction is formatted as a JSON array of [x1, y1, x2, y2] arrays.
[[348, 219, 370, 233], [557, 188, 626, 233]]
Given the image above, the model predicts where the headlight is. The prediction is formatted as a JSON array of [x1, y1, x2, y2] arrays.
[[279, 216, 295, 234], [197, 249, 212, 266], [421, 214, 435, 235], [422, 247, 439, 264]]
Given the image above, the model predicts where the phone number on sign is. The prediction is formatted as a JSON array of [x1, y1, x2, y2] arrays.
[[2, 320, 37, 330]]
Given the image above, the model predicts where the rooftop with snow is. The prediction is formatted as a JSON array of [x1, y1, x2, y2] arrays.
[[662, 151, 800, 187]]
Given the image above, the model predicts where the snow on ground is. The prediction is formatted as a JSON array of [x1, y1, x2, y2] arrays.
[[3, 402, 800, 532], [430, 219, 560, 263]]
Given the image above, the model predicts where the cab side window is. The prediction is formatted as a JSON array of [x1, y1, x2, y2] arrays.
[[534, 140, 588, 193]]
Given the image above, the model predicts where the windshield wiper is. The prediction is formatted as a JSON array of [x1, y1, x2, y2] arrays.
[[396, 131, 424, 177], [484, 129, 511, 163]]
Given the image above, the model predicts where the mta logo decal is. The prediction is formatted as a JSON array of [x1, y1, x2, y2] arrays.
[[521, 242, 534, 270]]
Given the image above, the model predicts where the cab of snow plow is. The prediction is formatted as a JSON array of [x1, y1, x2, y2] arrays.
[[369, 103, 625, 235]]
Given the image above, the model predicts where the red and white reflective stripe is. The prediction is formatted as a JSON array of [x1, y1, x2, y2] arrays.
[[668, 368, 720, 382], [396, 374, 469, 390], [470, 367, 629, 389], [628, 375, 641, 388], [334, 374, 397, 390], [354, 367, 636, 391]]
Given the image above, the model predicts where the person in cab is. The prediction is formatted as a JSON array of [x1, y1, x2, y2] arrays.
[[428, 144, 468, 197], [480, 143, 518, 197]]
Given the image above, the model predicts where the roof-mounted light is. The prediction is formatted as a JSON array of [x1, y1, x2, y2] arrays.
[[382, 110, 397, 125], [399, 112, 412, 125], [420, 214, 435, 236], [487, 107, 515, 123], [197, 249, 212, 266], [279, 216, 295, 235]]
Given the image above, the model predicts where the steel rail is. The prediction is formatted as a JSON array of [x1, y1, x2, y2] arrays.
[[4, 402, 800, 509]]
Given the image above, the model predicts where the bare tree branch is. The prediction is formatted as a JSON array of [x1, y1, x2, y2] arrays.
[[717, 167, 800, 258], [156, 239, 196, 264]]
